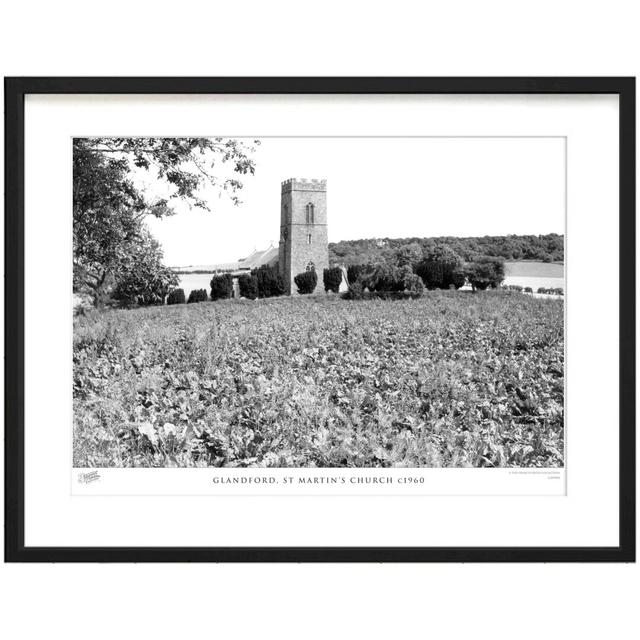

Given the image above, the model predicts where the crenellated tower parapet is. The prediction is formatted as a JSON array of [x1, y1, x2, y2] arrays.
[[281, 178, 327, 194]]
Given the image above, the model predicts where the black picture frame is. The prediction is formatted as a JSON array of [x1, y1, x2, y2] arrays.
[[4, 77, 635, 563]]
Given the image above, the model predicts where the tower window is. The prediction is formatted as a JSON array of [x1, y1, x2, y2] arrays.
[[306, 203, 315, 224], [307, 233, 312, 245]]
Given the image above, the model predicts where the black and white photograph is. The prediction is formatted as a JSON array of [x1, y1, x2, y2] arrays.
[[2, 3, 637, 636], [5, 76, 634, 566], [73, 135, 565, 470]]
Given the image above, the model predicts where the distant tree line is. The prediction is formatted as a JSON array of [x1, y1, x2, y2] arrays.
[[329, 234, 564, 267]]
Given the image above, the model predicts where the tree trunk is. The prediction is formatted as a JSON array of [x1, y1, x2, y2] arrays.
[[89, 270, 112, 309]]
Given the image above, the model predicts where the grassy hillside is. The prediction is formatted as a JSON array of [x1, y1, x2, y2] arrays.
[[504, 261, 564, 277], [74, 292, 564, 468]]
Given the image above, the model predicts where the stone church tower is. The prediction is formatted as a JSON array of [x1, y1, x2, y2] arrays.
[[278, 178, 328, 294]]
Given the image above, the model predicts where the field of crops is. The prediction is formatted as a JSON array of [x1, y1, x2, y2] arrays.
[[73, 291, 564, 468]]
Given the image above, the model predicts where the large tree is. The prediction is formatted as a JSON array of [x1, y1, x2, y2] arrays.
[[112, 229, 180, 307], [73, 137, 259, 306], [465, 256, 505, 291], [415, 245, 465, 290]]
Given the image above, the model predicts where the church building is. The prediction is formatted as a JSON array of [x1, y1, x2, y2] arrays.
[[177, 177, 332, 297], [278, 178, 329, 295]]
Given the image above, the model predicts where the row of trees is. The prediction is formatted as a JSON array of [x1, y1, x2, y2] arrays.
[[290, 247, 505, 298], [163, 248, 506, 306], [210, 265, 285, 301], [342, 264, 424, 299], [536, 287, 564, 296], [188, 289, 208, 303], [341, 246, 505, 298], [330, 234, 563, 266], [166, 288, 208, 305], [503, 284, 564, 296]]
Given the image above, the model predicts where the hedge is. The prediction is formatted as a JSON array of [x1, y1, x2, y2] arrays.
[[342, 264, 424, 299], [294, 269, 318, 294], [252, 265, 285, 298], [415, 246, 465, 290], [210, 273, 233, 300], [323, 267, 343, 293], [187, 288, 208, 303], [238, 273, 259, 299], [167, 288, 186, 305]]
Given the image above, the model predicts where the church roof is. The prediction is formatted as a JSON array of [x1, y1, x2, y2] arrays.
[[239, 245, 279, 269], [172, 245, 278, 274]]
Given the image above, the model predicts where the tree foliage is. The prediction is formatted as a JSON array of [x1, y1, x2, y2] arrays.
[[399, 265, 425, 295], [294, 269, 318, 295], [73, 137, 258, 307], [112, 229, 179, 306], [167, 288, 186, 305], [187, 289, 208, 303], [252, 265, 285, 298], [364, 264, 424, 295], [238, 274, 259, 299], [347, 264, 367, 285], [78, 137, 259, 209], [395, 242, 424, 267], [415, 245, 465, 290], [465, 257, 505, 291], [210, 274, 234, 300], [330, 234, 564, 267], [323, 267, 343, 293], [344, 264, 424, 299], [363, 263, 405, 293], [73, 143, 147, 306]]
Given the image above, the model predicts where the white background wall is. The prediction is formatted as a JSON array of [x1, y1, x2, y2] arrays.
[[1, 2, 638, 638]]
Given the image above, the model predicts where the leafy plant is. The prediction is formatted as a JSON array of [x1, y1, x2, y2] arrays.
[[112, 230, 179, 307], [294, 269, 318, 294], [210, 273, 233, 300], [187, 289, 208, 303], [323, 267, 343, 293], [465, 257, 505, 291], [252, 265, 285, 298], [238, 274, 259, 299], [74, 291, 564, 469], [167, 288, 186, 305], [415, 246, 465, 290], [347, 264, 366, 285]]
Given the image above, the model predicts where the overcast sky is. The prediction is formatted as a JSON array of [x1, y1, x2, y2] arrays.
[[143, 137, 565, 267]]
